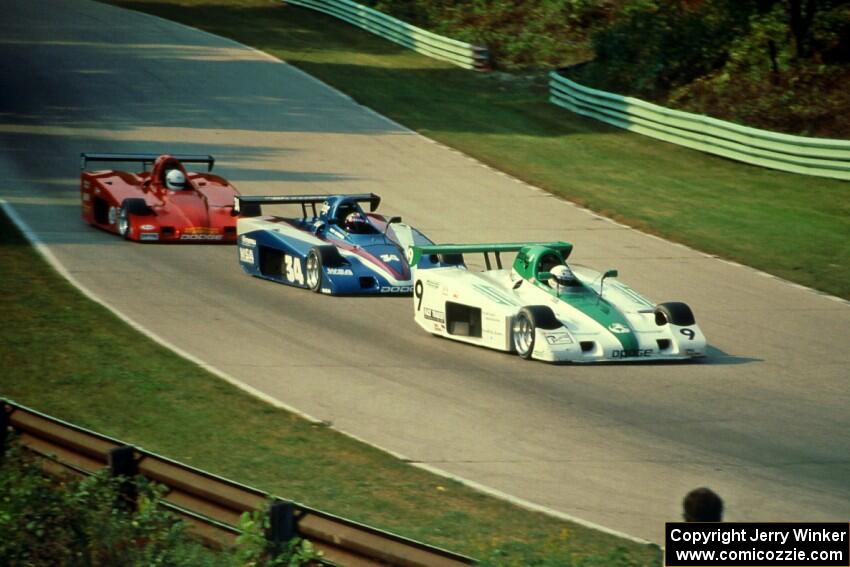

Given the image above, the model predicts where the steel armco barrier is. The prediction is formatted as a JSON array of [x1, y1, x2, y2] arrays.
[[1, 399, 476, 567], [549, 72, 850, 181], [284, 0, 490, 71]]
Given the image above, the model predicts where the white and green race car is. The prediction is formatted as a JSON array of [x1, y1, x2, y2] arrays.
[[408, 242, 707, 363]]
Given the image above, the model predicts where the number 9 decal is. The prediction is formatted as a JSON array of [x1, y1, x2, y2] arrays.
[[414, 280, 424, 311], [680, 328, 695, 340]]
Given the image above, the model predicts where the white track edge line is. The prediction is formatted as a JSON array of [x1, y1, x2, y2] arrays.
[[1, 199, 650, 545]]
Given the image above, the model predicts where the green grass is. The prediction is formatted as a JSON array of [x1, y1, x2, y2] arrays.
[[0, 210, 661, 564], [106, 0, 850, 299]]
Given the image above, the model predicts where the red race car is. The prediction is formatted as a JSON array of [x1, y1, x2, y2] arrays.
[[80, 153, 240, 242]]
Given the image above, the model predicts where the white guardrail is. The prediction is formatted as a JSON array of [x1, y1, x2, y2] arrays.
[[550, 72, 850, 180], [284, 0, 490, 70]]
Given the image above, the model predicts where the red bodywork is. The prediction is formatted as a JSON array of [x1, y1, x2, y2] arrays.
[[80, 154, 239, 242]]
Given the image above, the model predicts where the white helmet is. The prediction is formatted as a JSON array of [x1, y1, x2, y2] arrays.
[[550, 264, 577, 287], [165, 169, 186, 190]]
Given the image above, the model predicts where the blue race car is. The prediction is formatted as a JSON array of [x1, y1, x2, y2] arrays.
[[234, 194, 434, 295]]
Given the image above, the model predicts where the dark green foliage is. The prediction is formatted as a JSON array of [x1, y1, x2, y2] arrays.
[[580, 0, 754, 96], [360, 0, 619, 68], [666, 0, 850, 136], [0, 442, 319, 566], [358, 0, 850, 136]]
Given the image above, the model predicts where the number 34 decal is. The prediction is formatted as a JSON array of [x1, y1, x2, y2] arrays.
[[284, 255, 304, 285]]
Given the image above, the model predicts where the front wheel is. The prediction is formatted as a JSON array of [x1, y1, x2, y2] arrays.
[[512, 306, 562, 360], [512, 310, 536, 359], [118, 198, 151, 240], [117, 204, 131, 239], [654, 302, 695, 326], [305, 249, 322, 292]]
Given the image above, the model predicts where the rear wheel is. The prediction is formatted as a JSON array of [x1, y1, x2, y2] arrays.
[[306, 249, 322, 292]]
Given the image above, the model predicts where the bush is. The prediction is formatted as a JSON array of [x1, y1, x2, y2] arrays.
[[0, 442, 320, 567], [360, 0, 620, 68], [574, 0, 753, 96]]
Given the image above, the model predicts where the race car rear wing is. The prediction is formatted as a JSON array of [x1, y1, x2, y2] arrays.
[[80, 153, 215, 172], [409, 242, 574, 270], [233, 194, 381, 218]]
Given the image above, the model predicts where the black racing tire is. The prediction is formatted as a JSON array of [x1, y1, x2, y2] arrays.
[[654, 302, 696, 326], [118, 198, 152, 240], [512, 305, 561, 360], [305, 249, 323, 292], [307, 246, 348, 293]]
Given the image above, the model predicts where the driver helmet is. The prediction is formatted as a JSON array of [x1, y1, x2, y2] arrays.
[[344, 211, 369, 233], [550, 264, 577, 288], [165, 169, 186, 190]]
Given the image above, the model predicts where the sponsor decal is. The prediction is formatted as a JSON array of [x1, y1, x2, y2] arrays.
[[424, 308, 445, 324], [82, 192, 90, 202], [380, 253, 400, 263], [611, 349, 653, 358], [321, 287, 331, 294], [327, 267, 354, 276], [380, 286, 412, 293], [425, 280, 440, 289], [108, 206, 117, 225], [183, 227, 219, 235], [82, 180, 90, 189], [140, 224, 156, 230], [239, 247, 255, 263], [472, 283, 517, 306], [240, 236, 256, 247], [608, 322, 631, 334], [180, 234, 223, 240], [139, 233, 159, 241], [545, 333, 573, 345], [319, 201, 330, 215]]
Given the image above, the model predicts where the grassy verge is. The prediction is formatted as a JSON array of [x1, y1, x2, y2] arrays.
[[0, 210, 660, 564], [107, 0, 850, 299]]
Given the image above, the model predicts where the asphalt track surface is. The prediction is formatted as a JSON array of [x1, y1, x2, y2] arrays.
[[3, 0, 849, 544]]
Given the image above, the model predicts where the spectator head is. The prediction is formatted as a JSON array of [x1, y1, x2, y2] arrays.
[[683, 487, 723, 522]]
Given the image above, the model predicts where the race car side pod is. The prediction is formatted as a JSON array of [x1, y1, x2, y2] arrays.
[[80, 153, 215, 172], [232, 193, 382, 218]]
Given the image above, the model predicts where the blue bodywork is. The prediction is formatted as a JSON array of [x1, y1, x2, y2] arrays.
[[236, 194, 434, 295]]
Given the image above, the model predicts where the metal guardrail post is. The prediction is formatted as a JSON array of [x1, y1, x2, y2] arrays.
[[4, 399, 477, 565], [109, 445, 139, 510], [0, 401, 9, 458], [472, 46, 491, 71], [267, 499, 297, 553]]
